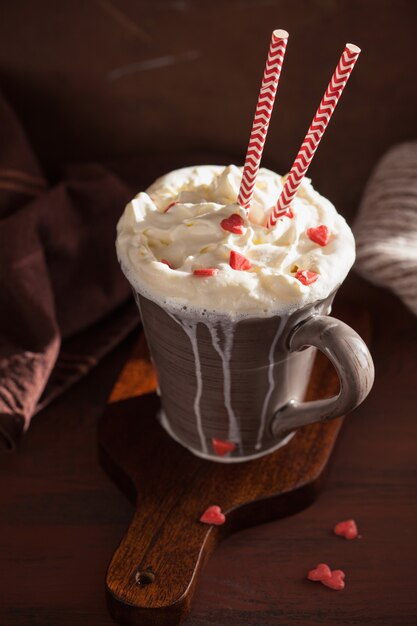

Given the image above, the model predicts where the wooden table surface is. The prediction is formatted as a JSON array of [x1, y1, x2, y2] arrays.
[[0, 273, 416, 626], [0, 1, 416, 623]]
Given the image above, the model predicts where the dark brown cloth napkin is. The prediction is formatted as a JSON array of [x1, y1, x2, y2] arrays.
[[0, 94, 139, 451]]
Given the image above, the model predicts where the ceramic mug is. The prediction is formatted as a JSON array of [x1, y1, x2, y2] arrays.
[[133, 289, 374, 463]]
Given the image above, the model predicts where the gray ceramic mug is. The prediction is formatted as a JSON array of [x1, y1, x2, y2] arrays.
[[134, 289, 374, 463]]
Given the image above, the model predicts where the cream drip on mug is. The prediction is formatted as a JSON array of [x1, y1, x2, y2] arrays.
[[116, 165, 355, 318]]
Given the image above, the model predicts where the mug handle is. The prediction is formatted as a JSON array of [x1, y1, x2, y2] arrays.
[[270, 315, 374, 438]]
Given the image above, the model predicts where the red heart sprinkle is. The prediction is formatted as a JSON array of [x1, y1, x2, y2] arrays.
[[193, 268, 218, 277], [212, 438, 236, 456], [307, 225, 330, 246], [295, 270, 319, 286], [321, 569, 345, 590], [164, 201, 178, 213], [307, 563, 332, 582], [220, 213, 245, 234], [230, 250, 252, 271], [199, 505, 226, 526], [161, 259, 173, 269], [333, 519, 359, 540]]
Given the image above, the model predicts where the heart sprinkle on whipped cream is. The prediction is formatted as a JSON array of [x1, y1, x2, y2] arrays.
[[116, 165, 355, 318]]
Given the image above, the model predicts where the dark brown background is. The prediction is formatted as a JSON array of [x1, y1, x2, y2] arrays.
[[1, 0, 416, 220], [0, 1, 416, 625]]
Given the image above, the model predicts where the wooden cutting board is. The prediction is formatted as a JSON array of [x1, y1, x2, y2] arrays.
[[99, 306, 370, 626]]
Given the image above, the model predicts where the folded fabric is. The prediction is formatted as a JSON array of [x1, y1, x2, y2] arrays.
[[0, 93, 138, 451], [353, 142, 417, 316]]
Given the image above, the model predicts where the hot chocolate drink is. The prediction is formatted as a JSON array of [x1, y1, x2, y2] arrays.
[[116, 165, 373, 462]]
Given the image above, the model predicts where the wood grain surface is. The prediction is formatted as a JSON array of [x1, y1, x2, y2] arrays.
[[0, 274, 416, 626], [0, 2, 416, 624], [100, 315, 355, 625]]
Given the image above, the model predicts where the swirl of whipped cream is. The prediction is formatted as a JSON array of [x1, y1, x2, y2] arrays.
[[116, 165, 355, 318]]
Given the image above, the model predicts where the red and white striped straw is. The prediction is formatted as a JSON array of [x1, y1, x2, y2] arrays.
[[237, 29, 289, 213], [266, 43, 361, 228]]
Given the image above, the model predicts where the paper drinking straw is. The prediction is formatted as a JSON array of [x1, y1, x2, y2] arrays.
[[266, 43, 361, 228], [237, 29, 289, 212]]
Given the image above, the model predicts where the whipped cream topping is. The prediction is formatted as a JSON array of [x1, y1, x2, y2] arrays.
[[116, 165, 355, 317]]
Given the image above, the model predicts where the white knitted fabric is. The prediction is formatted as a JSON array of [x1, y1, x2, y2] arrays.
[[353, 142, 417, 315]]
